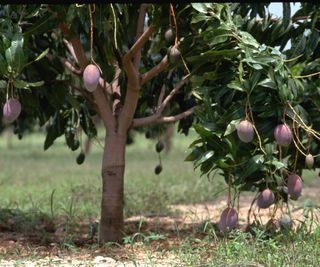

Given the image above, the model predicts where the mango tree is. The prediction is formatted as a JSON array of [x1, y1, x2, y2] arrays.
[[0, 4, 201, 242], [186, 3, 320, 230], [1, 3, 319, 242]]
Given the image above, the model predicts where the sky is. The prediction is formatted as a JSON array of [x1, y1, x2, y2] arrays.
[[268, 3, 301, 50], [268, 2, 301, 18]]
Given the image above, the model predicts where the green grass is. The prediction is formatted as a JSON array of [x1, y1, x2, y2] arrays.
[[0, 127, 225, 219], [111, 215, 320, 267], [171, 227, 320, 266]]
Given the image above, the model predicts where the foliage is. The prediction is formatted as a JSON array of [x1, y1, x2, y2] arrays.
[[0, 4, 196, 150], [186, 3, 320, 207]]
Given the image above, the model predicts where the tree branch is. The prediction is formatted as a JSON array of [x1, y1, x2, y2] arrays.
[[140, 39, 182, 86], [141, 56, 169, 85], [133, 4, 150, 70], [63, 39, 112, 95], [111, 63, 122, 94], [67, 37, 87, 70], [157, 70, 173, 108], [131, 113, 158, 128], [63, 34, 115, 130], [118, 18, 155, 133], [63, 39, 79, 66], [131, 83, 168, 129], [119, 53, 141, 133], [111, 63, 122, 115], [59, 56, 82, 75], [158, 77, 188, 114], [132, 107, 195, 128], [157, 84, 166, 108], [47, 53, 81, 76], [99, 78, 113, 95], [158, 107, 195, 123], [122, 55, 140, 90], [125, 25, 156, 61], [132, 75, 189, 128], [92, 85, 116, 130]]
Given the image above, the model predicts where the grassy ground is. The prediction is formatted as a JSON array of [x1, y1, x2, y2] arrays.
[[0, 127, 224, 219], [0, 127, 320, 266]]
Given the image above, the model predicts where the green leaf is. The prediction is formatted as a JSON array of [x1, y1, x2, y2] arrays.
[[0, 53, 8, 76], [239, 154, 264, 179], [66, 95, 81, 110], [34, 48, 49, 62], [240, 31, 260, 48], [0, 80, 7, 89], [206, 135, 227, 153], [188, 138, 203, 148], [185, 147, 202, 162], [24, 15, 56, 37], [191, 3, 211, 13], [5, 33, 26, 75], [217, 158, 233, 169], [193, 124, 214, 138], [24, 5, 43, 19], [278, 83, 289, 102], [224, 119, 241, 136], [13, 80, 44, 89], [258, 78, 276, 89], [253, 154, 264, 164], [266, 158, 286, 171], [252, 63, 263, 70], [218, 105, 244, 125], [268, 67, 276, 83], [196, 150, 214, 165], [187, 49, 239, 63], [242, 56, 268, 69], [191, 13, 210, 24], [282, 3, 291, 29], [211, 34, 231, 45], [271, 20, 285, 43], [264, 143, 274, 157], [250, 71, 262, 90], [306, 30, 319, 57], [44, 125, 58, 150], [290, 35, 306, 58], [66, 5, 77, 25], [200, 160, 214, 174], [227, 81, 245, 92]]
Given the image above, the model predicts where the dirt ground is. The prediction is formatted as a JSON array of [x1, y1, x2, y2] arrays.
[[0, 187, 319, 266]]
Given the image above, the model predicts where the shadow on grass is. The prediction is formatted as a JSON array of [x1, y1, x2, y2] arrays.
[[0, 206, 319, 250], [0, 208, 94, 247], [0, 207, 223, 247]]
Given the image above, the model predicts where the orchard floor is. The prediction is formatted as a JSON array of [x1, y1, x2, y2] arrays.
[[0, 186, 320, 266], [1, 129, 320, 266]]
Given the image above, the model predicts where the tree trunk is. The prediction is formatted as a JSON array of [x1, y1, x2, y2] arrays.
[[99, 132, 126, 243]]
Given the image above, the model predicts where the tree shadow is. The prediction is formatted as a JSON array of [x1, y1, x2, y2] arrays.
[[0, 208, 223, 248], [2, 206, 317, 251]]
